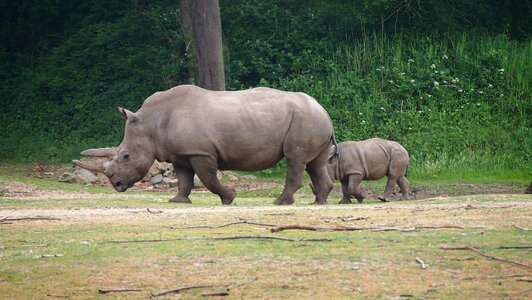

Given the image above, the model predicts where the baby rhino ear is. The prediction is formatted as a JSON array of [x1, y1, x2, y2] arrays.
[[118, 107, 141, 123]]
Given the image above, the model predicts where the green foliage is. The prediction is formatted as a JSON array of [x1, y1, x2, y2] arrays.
[[0, 0, 530, 179]]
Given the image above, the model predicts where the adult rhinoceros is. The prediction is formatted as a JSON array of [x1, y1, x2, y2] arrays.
[[74, 85, 337, 205]]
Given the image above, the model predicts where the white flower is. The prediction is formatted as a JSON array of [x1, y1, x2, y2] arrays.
[[434, 70, 439, 74], [478, 91, 484, 94], [443, 80, 448, 84], [408, 127, 412, 130], [400, 72, 406, 76], [488, 84, 493, 88], [410, 79, 415, 83], [458, 89, 463, 93], [361, 120, 366, 124], [427, 94, 433, 98], [451, 78, 459, 83], [433, 81, 440, 87], [443, 54, 449, 59], [388, 80, 394, 84], [498, 68, 505, 72], [408, 58, 414, 63], [358, 112, 363, 116], [380, 107, 385, 110], [499, 93, 504, 97], [430, 64, 436, 69]]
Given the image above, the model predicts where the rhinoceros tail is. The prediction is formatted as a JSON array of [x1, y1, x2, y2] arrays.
[[328, 131, 340, 163]]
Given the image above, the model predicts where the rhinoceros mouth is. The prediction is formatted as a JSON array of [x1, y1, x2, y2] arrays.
[[113, 180, 129, 192]]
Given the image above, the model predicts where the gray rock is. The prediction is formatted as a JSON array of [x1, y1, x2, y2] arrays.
[[150, 174, 164, 185], [193, 174, 204, 188], [141, 173, 152, 182], [163, 177, 178, 187], [73, 168, 98, 184], [163, 170, 174, 177], [59, 172, 76, 183]]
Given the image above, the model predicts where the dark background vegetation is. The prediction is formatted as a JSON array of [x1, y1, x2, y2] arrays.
[[0, 0, 530, 178]]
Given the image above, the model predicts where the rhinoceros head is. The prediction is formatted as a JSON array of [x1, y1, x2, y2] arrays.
[[73, 107, 155, 192]]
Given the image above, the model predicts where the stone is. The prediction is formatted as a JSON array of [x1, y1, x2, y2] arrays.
[[193, 174, 204, 188], [73, 168, 98, 184], [141, 173, 152, 182], [163, 170, 174, 177], [59, 172, 76, 183], [163, 177, 178, 187], [150, 174, 163, 185]]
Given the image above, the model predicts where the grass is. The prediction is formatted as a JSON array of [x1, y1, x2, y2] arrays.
[[0, 192, 530, 299]]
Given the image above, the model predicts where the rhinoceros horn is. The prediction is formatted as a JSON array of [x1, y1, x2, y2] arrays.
[[80, 147, 117, 157], [72, 159, 106, 173]]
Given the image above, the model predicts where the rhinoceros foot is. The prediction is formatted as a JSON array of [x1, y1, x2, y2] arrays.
[[274, 196, 294, 205], [377, 196, 389, 202], [220, 188, 236, 205], [169, 195, 192, 203], [339, 197, 352, 204], [312, 199, 328, 205]]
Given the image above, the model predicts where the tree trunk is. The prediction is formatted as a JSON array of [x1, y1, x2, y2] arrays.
[[179, 0, 225, 91]]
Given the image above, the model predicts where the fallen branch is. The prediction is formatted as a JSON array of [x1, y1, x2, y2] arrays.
[[151, 284, 214, 297], [513, 225, 530, 231], [441, 245, 532, 269], [517, 278, 532, 283], [170, 220, 277, 229], [0, 217, 61, 224], [147, 208, 163, 214], [498, 246, 532, 249], [39, 254, 63, 258], [270, 224, 475, 233], [154, 277, 258, 297], [98, 288, 142, 294], [107, 236, 331, 244], [415, 257, 427, 269]]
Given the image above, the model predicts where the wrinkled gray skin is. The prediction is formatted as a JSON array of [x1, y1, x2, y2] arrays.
[[74, 85, 335, 205], [320, 138, 410, 203]]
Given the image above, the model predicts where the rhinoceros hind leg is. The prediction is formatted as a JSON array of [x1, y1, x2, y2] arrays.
[[397, 175, 410, 200], [274, 159, 305, 205], [379, 176, 398, 202], [306, 150, 333, 205], [190, 157, 236, 205]]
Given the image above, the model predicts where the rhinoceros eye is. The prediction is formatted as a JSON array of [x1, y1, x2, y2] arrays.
[[122, 152, 130, 161]]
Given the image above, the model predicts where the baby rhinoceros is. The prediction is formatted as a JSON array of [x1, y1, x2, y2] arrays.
[[325, 138, 410, 203]]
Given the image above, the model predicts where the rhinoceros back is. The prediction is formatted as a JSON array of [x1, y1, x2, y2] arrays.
[[135, 85, 333, 171]]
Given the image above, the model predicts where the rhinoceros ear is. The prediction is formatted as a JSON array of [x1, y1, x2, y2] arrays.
[[80, 147, 117, 157], [118, 107, 140, 123]]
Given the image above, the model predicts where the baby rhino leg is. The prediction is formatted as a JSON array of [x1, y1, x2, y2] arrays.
[[338, 178, 352, 204], [347, 174, 365, 203]]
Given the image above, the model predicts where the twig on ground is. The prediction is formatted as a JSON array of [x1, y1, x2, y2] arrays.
[[227, 277, 258, 291], [107, 236, 331, 244], [513, 225, 530, 231], [201, 291, 229, 297], [98, 288, 142, 294], [339, 216, 370, 222], [0, 217, 61, 224], [416, 257, 427, 269], [498, 246, 532, 249], [517, 278, 532, 283], [151, 284, 214, 297], [147, 208, 163, 214], [270, 224, 476, 233], [169, 220, 277, 229], [39, 254, 63, 258], [441, 245, 532, 269]]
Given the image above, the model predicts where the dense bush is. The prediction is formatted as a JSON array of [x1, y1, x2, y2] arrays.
[[0, 0, 530, 179]]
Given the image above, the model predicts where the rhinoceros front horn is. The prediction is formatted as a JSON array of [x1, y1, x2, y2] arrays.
[[72, 159, 106, 173], [80, 147, 117, 157]]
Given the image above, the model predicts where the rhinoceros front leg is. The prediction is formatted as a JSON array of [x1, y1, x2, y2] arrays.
[[169, 166, 194, 203], [274, 159, 305, 205], [347, 174, 365, 203], [338, 178, 352, 204], [190, 156, 236, 205]]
